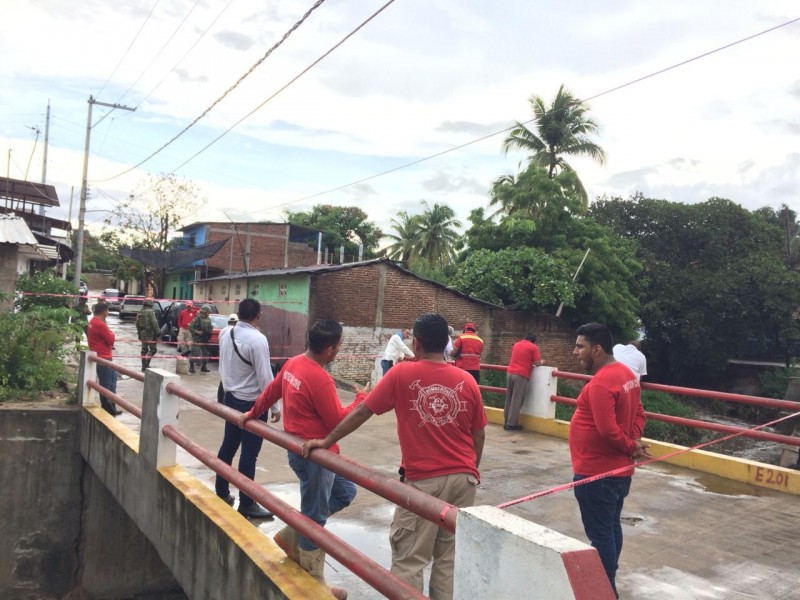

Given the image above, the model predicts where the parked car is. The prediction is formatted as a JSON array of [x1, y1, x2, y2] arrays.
[[119, 295, 145, 319], [208, 314, 232, 356], [101, 289, 122, 312], [159, 301, 219, 343]]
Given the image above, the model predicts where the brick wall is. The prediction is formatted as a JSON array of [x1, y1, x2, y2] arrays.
[[307, 262, 580, 381], [204, 223, 317, 273]]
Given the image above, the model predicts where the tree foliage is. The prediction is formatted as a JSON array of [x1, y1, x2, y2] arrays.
[[591, 195, 800, 385], [285, 205, 383, 259], [383, 211, 420, 263], [413, 200, 462, 268], [503, 84, 605, 200]]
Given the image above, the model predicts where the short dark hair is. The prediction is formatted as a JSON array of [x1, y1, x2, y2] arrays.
[[524, 331, 537, 343], [413, 313, 449, 353], [307, 319, 343, 354], [93, 302, 109, 316], [576, 322, 613, 354], [237, 298, 261, 321]]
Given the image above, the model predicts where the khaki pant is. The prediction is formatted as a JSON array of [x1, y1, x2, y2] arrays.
[[504, 373, 530, 427], [389, 473, 478, 600], [177, 327, 192, 353]]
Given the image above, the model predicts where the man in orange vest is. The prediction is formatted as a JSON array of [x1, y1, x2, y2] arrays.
[[451, 322, 484, 383]]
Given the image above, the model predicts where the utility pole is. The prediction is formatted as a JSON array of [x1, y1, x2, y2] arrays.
[[74, 95, 135, 288], [39, 100, 50, 216]]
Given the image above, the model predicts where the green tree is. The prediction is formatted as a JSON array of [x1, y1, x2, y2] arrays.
[[383, 211, 420, 263], [285, 205, 383, 259], [414, 200, 462, 268], [591, 196, 800, 385], [503, 84, 605, 200]]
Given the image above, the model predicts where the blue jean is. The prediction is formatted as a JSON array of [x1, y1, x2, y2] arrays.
[[215, 393, 267, 507], [573, 475, 632, 595], [381, 359, 393, 375], [96, 363, 117, 405], [288, 451, 357, 551]]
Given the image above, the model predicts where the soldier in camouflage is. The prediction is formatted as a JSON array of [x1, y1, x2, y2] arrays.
[[189, 304, 214, 373], [136, 298, 160, 372]]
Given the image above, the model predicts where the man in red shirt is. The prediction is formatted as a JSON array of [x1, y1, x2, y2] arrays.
[[86, 302, 121, 416], [569, 322, 650, 597], [176, 301, 197, 356], [503, 331, 544, 430], [450, 322, 484, 383], [240, 319, 367, 600], [303, 313, 487, 600]]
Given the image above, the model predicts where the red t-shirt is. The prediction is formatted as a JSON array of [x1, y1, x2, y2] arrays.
[[249, 354, 365, 454], [453, 334, 484, 371], [568, 361, 646, 477], [87, 317, 115, 359], [506, 340, 542, 379], [365, 360, 487, 482], [177, 308, 197, 330]]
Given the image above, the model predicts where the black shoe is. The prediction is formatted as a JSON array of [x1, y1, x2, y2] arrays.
[[503, 424, 523, 431], [218, 493, 234, 506], [103, 404, 122, 416], [200, 365, 210, 373], [189, 366, 195, 373], [238, 503, 274, 519]]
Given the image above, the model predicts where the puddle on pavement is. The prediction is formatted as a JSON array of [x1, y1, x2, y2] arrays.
[[621, 515, 644, 526], [685, 475, 762, 497], [513, 449, 533, 455]]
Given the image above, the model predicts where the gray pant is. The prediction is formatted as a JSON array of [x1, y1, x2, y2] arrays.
[[504, 373, 530, 427]]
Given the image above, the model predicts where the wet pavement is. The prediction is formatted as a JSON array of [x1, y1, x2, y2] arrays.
[[104, 312, 800, 600]]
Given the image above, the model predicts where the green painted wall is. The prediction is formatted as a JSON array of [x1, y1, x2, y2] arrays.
[[164, 270, 194, 300]]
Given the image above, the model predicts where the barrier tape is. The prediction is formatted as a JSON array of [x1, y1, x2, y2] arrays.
[[496, 409, 800, 509], [18, 291, 302, 305]]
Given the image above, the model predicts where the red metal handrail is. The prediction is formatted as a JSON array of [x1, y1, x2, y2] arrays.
[[480, 363, 508, 372], [86, 380, 142, 419], [91, 355, 145, 383], [165, 383, 460, 535], [161, 425, 425, 600], [479, 385, 506, 394], [552, 396, 800, 447], [552, 370, 800, 411]]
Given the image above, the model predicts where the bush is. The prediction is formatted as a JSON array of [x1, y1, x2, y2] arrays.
[[641, 390, 701, 446], [480, 369, 506, 409], [0, 272, 84, 400], [759, 366, 800, 400]]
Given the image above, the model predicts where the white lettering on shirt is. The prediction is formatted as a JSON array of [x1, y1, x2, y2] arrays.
[[283, 369, 301, 391], [409, 380, 467, 427]]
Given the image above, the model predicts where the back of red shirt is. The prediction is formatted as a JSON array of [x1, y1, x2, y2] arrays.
[[506, 339, 541, 379], [365, 360, 487, 481], [453, 334, 483, 371], [87, 317, 115, 359]]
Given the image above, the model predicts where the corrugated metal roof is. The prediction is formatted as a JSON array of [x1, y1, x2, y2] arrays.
[[0, 214, 38, 245]]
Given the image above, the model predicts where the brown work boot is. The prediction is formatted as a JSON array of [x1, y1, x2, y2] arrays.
[[274, 525, 299, 563], [298, 548, 348, 600]]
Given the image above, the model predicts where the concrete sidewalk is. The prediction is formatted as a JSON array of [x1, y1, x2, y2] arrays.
[[111, 353, 799, 600]]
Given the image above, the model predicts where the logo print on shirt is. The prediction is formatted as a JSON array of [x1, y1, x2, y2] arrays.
[[409, 380, 466, 427]]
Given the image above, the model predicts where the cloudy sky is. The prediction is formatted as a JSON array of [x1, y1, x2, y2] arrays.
[[1, 0, 798, 239]]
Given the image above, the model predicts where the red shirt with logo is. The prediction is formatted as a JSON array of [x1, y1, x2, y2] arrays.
[[87, 317, 115, 359], [506, 340, 542, 379], [453, 333, 484, 372], [365, 360, 487, 481], [568, 361, 646, 477], [177, 307, 198, 329], [249, 354, 365, 454]]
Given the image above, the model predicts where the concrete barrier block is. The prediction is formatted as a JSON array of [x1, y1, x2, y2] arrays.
[[454, 505, 615, 600]]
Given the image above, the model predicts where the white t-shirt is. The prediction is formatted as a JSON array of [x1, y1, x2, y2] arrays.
[[612, 344, 647, 381]]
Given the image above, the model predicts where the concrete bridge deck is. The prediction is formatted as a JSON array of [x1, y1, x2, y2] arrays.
[[113, 363, 800, 600]]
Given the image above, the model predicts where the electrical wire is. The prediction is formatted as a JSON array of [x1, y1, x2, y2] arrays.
[[94, 0, 330, 183], [96, 0, 162, 97], [248, 14, 800, 214]]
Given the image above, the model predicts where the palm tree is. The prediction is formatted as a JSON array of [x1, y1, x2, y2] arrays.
[[503, 84, 605, 200], [383, 211, 420, 263], [414, 200, 462, 268]]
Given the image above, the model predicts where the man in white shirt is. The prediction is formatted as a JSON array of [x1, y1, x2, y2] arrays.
[[215, 298, 281, 519], [612, 340, 647, 381], [381, 328, 414, 375]]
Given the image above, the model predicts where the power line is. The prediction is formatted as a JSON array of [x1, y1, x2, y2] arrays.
[[251, 14, 800, 215], [97, 0, 162, 97], [135, 0, 236, 108], [94, 0, 329, 183]]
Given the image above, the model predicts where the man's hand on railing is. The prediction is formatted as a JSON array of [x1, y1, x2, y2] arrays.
[[302, 438, 329, 458], [237, 411, 252, 429]]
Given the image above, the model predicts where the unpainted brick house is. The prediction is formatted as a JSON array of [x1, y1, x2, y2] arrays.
[[192, 258, 580, 381]]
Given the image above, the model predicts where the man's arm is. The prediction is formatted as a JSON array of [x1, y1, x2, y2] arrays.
[[471, 427, 486, 468], [251, 337, 278, 415], [450, 338, 461, 358], [302, 402, 375, 456], [239, 376, 282, 427], [395, 336, 414, 359]]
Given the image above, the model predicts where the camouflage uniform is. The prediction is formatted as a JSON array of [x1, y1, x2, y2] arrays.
[[136, 299, 160, 371], [189, 305, 213, 373]]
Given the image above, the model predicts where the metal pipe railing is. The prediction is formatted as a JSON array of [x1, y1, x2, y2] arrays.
[[165, 383, 460, 535], [91, 355, 145, 383], [161, 425, 425, 600], [552, 396, 800, 447], [86, 380, 142, 419]]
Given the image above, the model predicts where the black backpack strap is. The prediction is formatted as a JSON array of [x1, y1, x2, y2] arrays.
[[230, 328, 253, 366]]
